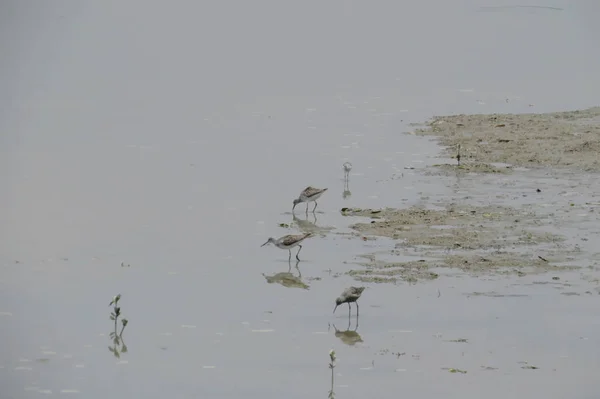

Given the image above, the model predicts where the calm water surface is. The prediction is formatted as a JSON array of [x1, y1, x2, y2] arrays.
[[2, 1, 600, 398]]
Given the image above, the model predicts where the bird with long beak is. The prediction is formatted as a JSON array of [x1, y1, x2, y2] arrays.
[[333, 286, 366, 317], [292, 186, 328, 213], [261, 233, 313, 261]]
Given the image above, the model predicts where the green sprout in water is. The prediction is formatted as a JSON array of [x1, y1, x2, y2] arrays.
[[109, 295, 121, 330], [328, 349, 336, 399], [120, 318, 128, 336], [108, 294, 129, 358]]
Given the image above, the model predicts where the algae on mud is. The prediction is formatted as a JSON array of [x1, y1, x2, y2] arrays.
[[412, 106, 600, 172], [427, 162, 511, 176], [345, 107, 600, 283], [347, 257, 439, 284], [341, 203, 578, 283], [342, 205, 564, 249]]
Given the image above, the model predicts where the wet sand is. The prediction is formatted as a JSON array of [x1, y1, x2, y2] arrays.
[[343, 107, 600, 283], [415, 107, 600, 172]]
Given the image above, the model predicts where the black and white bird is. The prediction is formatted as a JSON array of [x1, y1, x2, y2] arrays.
[[261, 233, 313, 261], [292, 186, 328, 213], [333, 286, 366, 317]]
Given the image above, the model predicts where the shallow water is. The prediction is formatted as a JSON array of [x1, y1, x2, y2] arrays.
[[2, 1, 600, 398]]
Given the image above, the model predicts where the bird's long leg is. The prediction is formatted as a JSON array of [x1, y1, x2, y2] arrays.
[[348, 302, 351, 318], [313, 201, 318, 212], [356, 302, 360, 318], [346, 316, 351, 331], [306, 203, 309, 213], [296, 245, 302, 261], [288, 249, 292, 262]]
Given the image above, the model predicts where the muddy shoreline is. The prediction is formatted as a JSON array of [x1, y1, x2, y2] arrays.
[[413, 106, 600, 172], [342, 107, 600, 283]]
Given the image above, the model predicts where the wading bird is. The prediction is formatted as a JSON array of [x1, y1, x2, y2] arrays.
[[292, 186, 328, 213], [333, 286, 366, 317], [343, 162, 352, 175], [261, 233, 312, 261]]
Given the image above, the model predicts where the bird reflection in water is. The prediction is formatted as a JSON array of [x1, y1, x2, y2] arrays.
[[293, 211, 319, 233], [292, 211, 334, 237], [262, 260, 309, 290], [332, 316, 363, 346], [342, 162, 352, 200]]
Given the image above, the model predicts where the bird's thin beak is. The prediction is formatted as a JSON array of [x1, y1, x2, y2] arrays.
[[261, 241, 269, 247], [333, 304, 338, 314]]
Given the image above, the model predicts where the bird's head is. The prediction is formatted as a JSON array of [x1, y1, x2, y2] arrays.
[[261, 238, 276, 247], [333, 297, 343, 314], [292, 198, 301, 209]]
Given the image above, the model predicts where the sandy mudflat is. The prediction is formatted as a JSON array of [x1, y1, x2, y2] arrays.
[[414, 106, 600, 172], [342, 107, 600, 283]]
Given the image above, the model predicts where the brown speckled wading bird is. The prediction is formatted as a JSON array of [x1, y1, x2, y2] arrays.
[[292, 186, 328, 213], [261, 233, 313, 261], [333, 286, 366, 317]]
